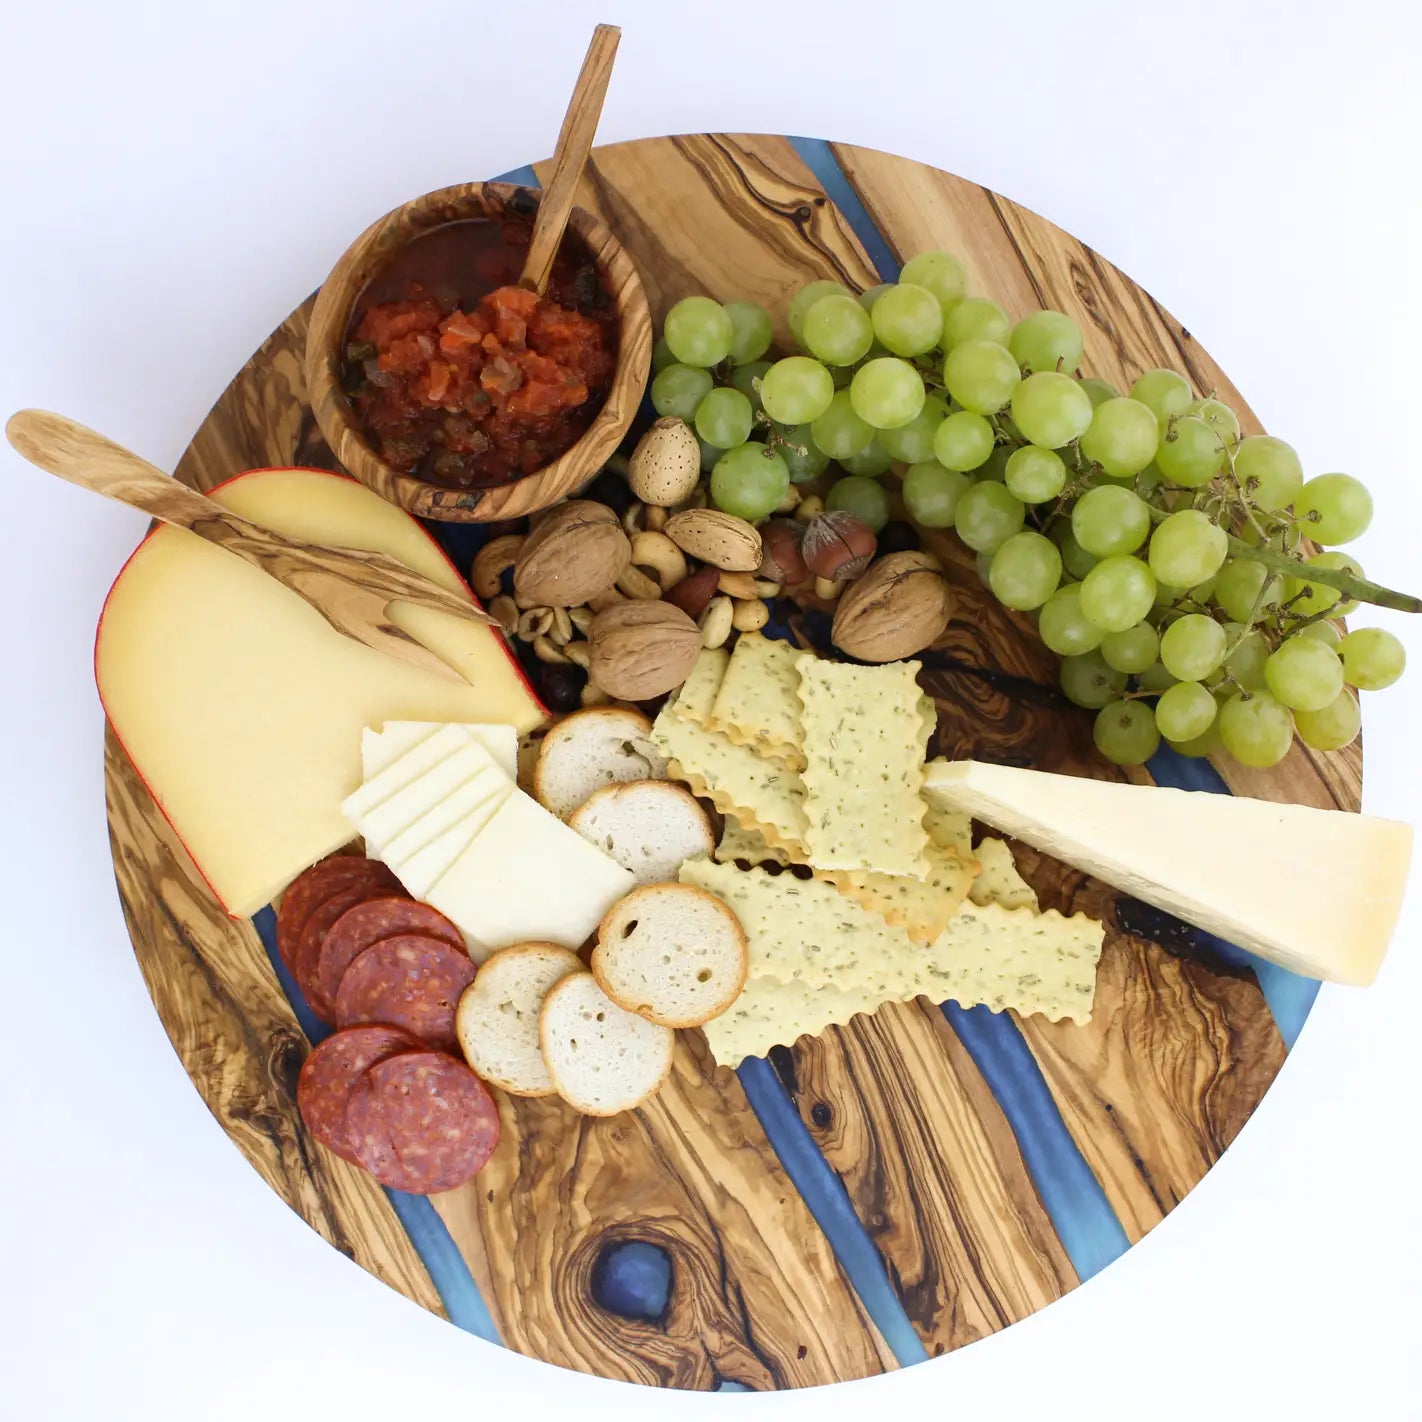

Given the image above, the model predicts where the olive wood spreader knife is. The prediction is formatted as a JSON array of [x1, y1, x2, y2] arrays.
[[6, 408, 497, 684]]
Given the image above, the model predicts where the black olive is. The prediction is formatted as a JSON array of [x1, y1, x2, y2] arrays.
[[584, 468, 634, 516], [877, 520, 921, 555], [538, 661, 588, 712]]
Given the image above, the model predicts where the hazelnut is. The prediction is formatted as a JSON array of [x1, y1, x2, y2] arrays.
[[663, 564, 721, 620], [802, 511, 878, 582], [513, 501, 631, 608], [757, 518, 810, 585], [588, 600, 702, 700], [832, 551, 953, 662]]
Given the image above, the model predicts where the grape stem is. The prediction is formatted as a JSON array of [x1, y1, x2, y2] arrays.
[[1229, 535, 1422, 613]]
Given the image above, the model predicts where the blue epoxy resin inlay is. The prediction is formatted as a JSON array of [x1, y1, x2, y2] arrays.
[[737, 1057, 931, 1366], [251, 908, 503, 1346], [789, 137, 904, 280], [591, 1239, 673, 1322]]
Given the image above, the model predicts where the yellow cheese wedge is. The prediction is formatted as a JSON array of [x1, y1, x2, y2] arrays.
[[96, 468, 544, 916], [923, 759, 1412, 986]]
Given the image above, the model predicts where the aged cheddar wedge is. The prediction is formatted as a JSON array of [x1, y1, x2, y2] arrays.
[[96, 468, 543, 916], [923, 759, 1412, 986]]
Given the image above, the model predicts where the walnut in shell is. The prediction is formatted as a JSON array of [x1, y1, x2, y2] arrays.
[[513, 501, 631, 608], [664, 508, 762, 571], [831, 552, 952, 662], [588, 600, 702, 700]]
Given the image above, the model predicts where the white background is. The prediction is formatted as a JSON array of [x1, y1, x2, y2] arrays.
[[3, 1, 1419, 1417]]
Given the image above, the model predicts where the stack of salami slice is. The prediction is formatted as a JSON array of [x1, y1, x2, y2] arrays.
[[279, 855, 499, 1194]]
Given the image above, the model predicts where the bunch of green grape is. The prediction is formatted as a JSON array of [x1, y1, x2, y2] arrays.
[[648, 258, 1411, 772]]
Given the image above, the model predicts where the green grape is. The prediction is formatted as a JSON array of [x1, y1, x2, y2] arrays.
[[1080, 555, 1157, 632], [1009, 310, 1084, 374], [1005, 446, 1067, 503], [1219, 690, 1294, 767], [1072, 485, 1151, 557], [879, 396, 947, 463], [976, 445, 1013, 483], [1294, 473, 1373, 545], [1300, 619, 1343, 648], [1285, 551, 1364, 617], [709, 442, 790, 522], [1167, 721, 1224, 758], [1130, 369, 1193, 426], [839, 437, 895, 478], [826, 475, 890, 532], [1051, 522, 1098, 579], [899, 250, 968, 313], [1011, 372, 1094, 449], [1039, 584, 1104, 654], [788, 280, 852, 343], [1223, 626, 1270, 690], [1160, 613, 1227, 680], [1265, 635, 1345, 711], [1155, 681, 1218, 742], [1148, 509, 1228, 587], [802, 294, 874, 366], [1338, 627, 1406, 690], [651, 337, 677, 374], [871, 282, 945, 357], [849, 357, 926, 429], [760, 356, 835, 425], [810, 389, 874, 460], [651, 363, 714, 421], [1101, 621, 1160, 674], [1137, 660, 1179, 693], [723, 300, 774, 365], [776, 422, 831, 484], [1185, 397, 1241, 451], [975, 550, 996, 586], [694, 387, 754, 449], [698, 437, 723, 473], [1080, 397, 1160, 478], [989, 530, 1063, 610], [1155, 416, 1226, 487], [943, 339, 1019, 415], [1094, 699, 1161, 766], [858, 283, 893, 311], [1294, 690, 1362, 751], [1212, 558, 1282, 622], [1061, 650, 1129, 708], [933, 410, 996, 471], [902, 462, 972, 528], [664, 296, 734, 366], [954, 480, 1026, 553], [942, 297, 1010, 351], [1078, 377, 1119, 409], [1233, 435, 1304, 511], [728, 360, 771, 407]]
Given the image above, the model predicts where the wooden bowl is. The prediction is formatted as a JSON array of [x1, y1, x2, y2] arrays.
[[305, 181, 651, 523]]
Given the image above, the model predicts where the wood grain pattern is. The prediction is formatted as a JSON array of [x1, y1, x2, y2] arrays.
[[433, 1035, 892, 1388], [305, 181, 651, 523], [104, 729, 443, 1310]]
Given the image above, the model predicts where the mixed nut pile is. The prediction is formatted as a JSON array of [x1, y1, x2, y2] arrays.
[[472, 415, 954, 710]]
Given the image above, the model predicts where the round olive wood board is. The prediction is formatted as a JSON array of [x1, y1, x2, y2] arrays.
[[103, 133, 1363, 1391]]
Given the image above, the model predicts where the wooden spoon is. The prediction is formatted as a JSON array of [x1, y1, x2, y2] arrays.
[[6, 409, 496, 683], [518, 23, 620, 295]]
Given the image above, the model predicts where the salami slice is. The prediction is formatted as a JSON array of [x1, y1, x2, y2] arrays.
[[345, 1051, 500, 1193], [333, 935, 478, 1052], [296, 1024, 424, 1163], [276, 856, 400, 969], [316, 898, 466, 1012], [294, 874, 409, 1023]]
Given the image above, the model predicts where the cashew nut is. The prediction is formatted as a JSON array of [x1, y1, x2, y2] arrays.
[[517, 607, 555, 641], [645, 504, 668, 532], [568, 606, 595, 635], [794, 495, 825, 524], [775, 484, 802, 514], [472, 534, 525, 601], [548, 606, 574, 646], [630, 531, 689, 591], [621, 501, 647, 536], [814, 576, 844, 601], [753, 578, 783, 600], [717, 570, 760, 601], [533, 635, 569, 664], [731, 598, 770, 632], [616, 565, 662, 601], [563, 640, 592, 668], [698, 595, 733, 649], [580, 679, 612, 707], [487, 595, 519, 635]]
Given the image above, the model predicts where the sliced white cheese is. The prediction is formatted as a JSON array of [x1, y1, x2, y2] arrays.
[[341, 724, 473, 824], [425, 791, 635, 963], [922, 759, 1412, 986], [387, 779, 516, 898], [380, 760, 512, 871], [353, 741, 500, 856], [362, 721, 519, 782]]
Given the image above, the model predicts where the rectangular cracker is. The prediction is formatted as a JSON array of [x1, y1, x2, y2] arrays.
[[716, 813, 793, 868], [708, 633, 807, 769], [924, 799, 974, 856], [969, 837, 1039, 911], [670, 647, 730, 726], [915, 901, 1105, 1024], [795, 657, 932, 876], [679, 858, 923, 999], [819, 841, 980, 944], [702, 976, 880, 1069], [652, 706, 809, 855]]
